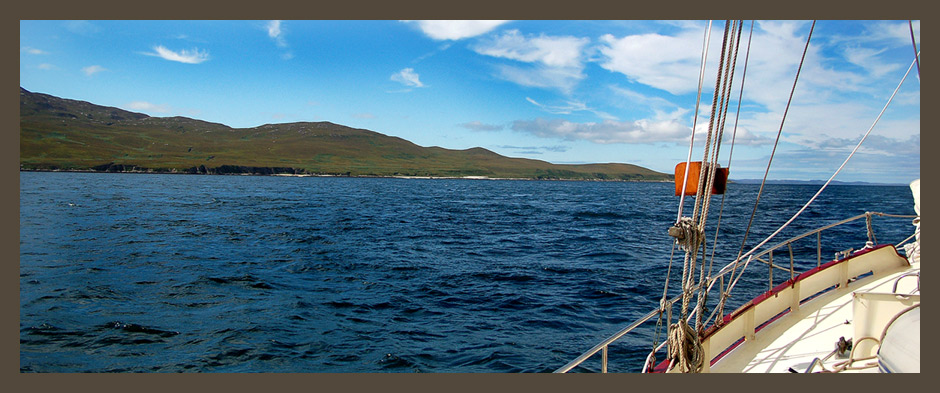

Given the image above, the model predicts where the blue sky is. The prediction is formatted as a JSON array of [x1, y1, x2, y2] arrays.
[[20, 20, 920, 183]]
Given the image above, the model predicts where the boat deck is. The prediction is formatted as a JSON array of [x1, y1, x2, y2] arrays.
[[710, 259, 920, 373]]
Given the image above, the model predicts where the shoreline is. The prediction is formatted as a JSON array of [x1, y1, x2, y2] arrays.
[[19, 169, 910, 187], [18, 168, 673, 183]]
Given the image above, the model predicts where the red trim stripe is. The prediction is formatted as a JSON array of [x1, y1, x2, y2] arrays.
[[696, 244, 900, 367]]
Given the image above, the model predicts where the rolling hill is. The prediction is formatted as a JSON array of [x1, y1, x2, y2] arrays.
[[19, 88, 670, 181]]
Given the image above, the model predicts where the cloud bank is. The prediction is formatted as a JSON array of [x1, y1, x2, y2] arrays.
[[511, 118, 691, 144]]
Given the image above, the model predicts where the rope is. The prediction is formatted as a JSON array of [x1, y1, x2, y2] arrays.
[[666, 319, 704, 373], [656, 21, 714, 366], [825, 304, 920, 373], [694, 20, 742, 330], [865, 212, 877, 246], [690, 19, 731, 225], [676, 20, 714, 222], [697, 21, 735, 227], [683, 21, 731, 318], [671, 217, 704, 253], [827, 337, 881, 373], [666, 21, 739, 372], [711, 20, 753, 322]]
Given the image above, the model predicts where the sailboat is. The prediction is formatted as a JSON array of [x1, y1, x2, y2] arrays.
[[556, 20, 920, 373]]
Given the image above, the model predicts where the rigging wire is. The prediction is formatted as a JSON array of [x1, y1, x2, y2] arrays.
[[909, 20, 920, 77], [652, 19, 713, 370], [708, 52, 920, 312], [733, 20, 815, 267], [690, 19, 731, 225], [709, 20, 754, 321], [692, 20, 740, 331], [683, 20, 732, 319], [696, 19, 745, 330], [724, 52, 919, 278], [668, 20, 737, 373], [642, 20, 916, 373], [676, 20, 714, 223]]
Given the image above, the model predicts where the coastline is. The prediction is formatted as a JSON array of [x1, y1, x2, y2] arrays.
[[20, 169, 909, 186], [18, 168, 673, 183]]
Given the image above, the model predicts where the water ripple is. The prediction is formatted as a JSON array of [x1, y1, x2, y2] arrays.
[[19, 172, 917, 372]]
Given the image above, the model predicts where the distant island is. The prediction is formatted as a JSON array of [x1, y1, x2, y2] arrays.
[[731, 179, 909, 187], [19, 88, 671, 182]]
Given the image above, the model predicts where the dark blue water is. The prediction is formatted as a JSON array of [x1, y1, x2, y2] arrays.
[[19, 172, 917, 372]]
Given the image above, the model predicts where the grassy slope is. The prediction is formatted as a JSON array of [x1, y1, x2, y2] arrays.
[[19, 88, 670, 180]]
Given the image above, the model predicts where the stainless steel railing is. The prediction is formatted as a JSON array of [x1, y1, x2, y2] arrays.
[[555, 211, 918, 373]]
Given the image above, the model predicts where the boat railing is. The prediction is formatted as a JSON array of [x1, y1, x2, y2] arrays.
[[554, 211, 918, 373]]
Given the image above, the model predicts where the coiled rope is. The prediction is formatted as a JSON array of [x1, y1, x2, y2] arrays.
[[667, 319, 704, 373]]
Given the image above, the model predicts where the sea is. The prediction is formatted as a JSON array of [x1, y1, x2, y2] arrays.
[[18, 171, 918, 373]]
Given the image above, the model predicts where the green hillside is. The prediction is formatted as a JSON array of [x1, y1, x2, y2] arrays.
[[19, 88, 670, 181]]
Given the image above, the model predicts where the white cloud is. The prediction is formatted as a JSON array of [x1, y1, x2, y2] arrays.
[[146, 45, 210, 64], [391, 68, 424, 88], [263, 21, 293, 60], [495, 64, 584, 93], [474, 30, 590, 93], [829, 20, 920, 50], [719, 125, 772, 146], [126, 101, 170, 113], [597, 26, 707, 96], [474, 30, 588, 68], [413, 42, 453, 63], [738, 21, 833, 110], [38, 63, 55, 70], [739, 134, 920, 182], [609, 85, 681, 111], [596, 20, 821, 102], [64, 20, 100, 35], [596, 20, 918, 154], [352, 113, 376, 119], [497, 144, 570, 155], [842, 46, 901, 79], [511, 117, 691, 144], [459, 121, 503, 132], [525, 97, 617, 120], [267, 20, 282, 39], [22, 46, 47, 55], [82, 65, 107, 76], [267, 20, 287, 48], [405, 20, 509, 41]]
